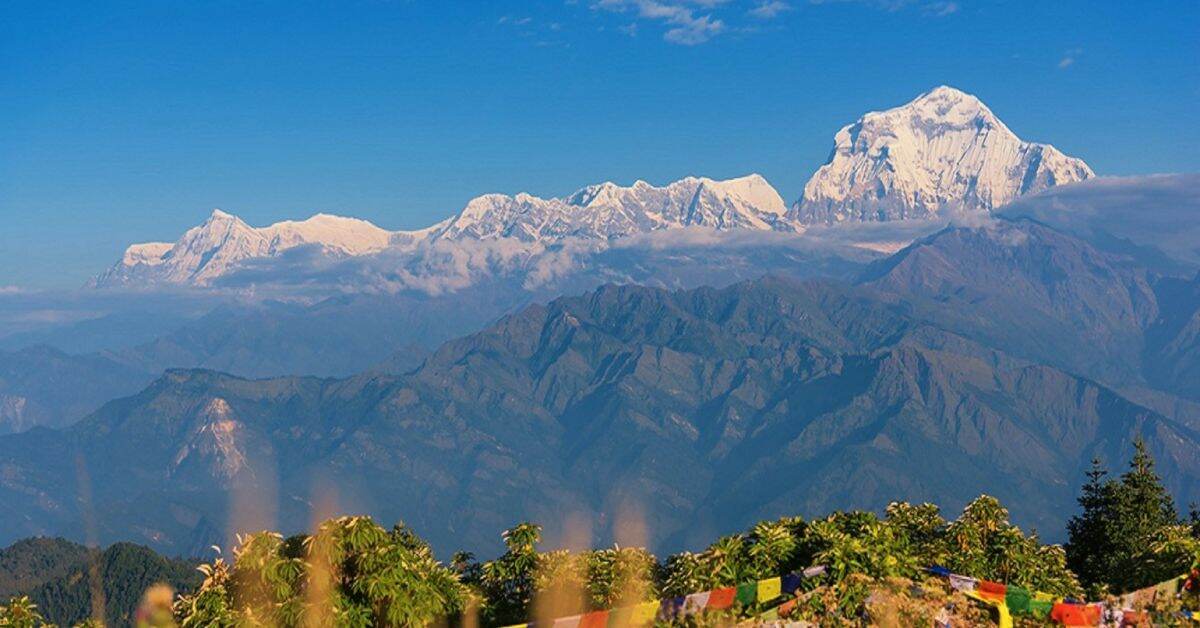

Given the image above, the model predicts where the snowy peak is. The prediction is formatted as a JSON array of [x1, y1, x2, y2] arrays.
[[436, 174, 790, 242], [90, 174, 792, 287], [260, 213, 393, 255], [792, 85, 1094, 224], [904, 85, 1005, 130], [91, 210, 398, 287]]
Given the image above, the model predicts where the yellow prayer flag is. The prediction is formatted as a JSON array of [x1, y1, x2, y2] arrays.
[[629, 601, 658, 625], [964, 591, 1013, 628], [757, 576, 782, 603]]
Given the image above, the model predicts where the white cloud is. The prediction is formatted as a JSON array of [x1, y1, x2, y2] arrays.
[[1058, 48, 1081, 69], [594, 0, 728, 45], [924, 1, 957, 16], [748, 1, 791, 18]]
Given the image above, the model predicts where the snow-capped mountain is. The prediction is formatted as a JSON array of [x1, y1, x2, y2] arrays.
[[792, 86, 1094, 224], [431, 174, 789, 241], [90, 210, 401, 287], [90, 86, 1099, 288], [91, 174, 792, 287]]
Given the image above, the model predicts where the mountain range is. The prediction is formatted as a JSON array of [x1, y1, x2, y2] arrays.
[[3, 217, 1200, 556], [90, 86, 1091, 290], [1, 86, 1196, 561]]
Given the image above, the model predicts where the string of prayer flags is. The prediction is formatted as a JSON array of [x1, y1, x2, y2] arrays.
[[927, 564, 1198, 627], [504, 565, 828, 628]]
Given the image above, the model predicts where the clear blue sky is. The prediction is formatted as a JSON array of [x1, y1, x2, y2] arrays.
[[2, 0, 1198, 288]]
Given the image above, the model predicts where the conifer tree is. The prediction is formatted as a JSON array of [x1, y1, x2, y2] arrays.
[[1065, 457, 1117, 591]]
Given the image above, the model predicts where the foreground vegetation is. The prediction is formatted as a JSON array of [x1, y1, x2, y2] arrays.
[[2, 441, 1198, 627]]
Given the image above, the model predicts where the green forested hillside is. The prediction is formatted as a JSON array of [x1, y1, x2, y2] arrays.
[[0, 539, 199, 627], [0, 537, 91, 599]]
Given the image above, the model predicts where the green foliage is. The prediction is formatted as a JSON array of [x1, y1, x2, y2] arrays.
[[471, 523, 658, 624], [1066, 439, 1196, 594], [13, 464, 1195, 628], [173, 516, 466, 627], [0, 596, 46, 628], [659, 517, 805, 597], [942, 496, 1079, 596]]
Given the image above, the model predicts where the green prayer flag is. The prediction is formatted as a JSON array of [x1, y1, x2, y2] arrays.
[[1028, 598, 1053, 619], [736, 581, 757, 606], [1004, 585, 1032, 615]]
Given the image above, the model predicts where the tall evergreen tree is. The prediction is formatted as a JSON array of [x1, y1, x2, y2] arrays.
[[1109, 438, 1181, 591], [1114, 439, 1178, 538], [1066, 457, 1117, 591], [1066, 441, 1186, 593]]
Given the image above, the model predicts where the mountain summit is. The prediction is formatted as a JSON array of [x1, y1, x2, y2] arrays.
[[791, 86, 1094, 224]]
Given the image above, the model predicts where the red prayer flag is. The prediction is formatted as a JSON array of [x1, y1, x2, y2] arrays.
[[977, 580, 1007, 602], [578, 610, 609, 628], [1049, 602, 1102, 626], [706, 587, 736, 610]]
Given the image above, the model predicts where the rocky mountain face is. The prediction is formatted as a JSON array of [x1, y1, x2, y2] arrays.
[[792, 86, 1094, 224], [5, 220, 1200, 556]]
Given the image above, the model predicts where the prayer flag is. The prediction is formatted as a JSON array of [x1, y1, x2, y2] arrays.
[[735, 582, 757, 606], [949, 574, 977, 592], [978, 579, 1007, 602], [1004, 585, 1032, 614], [707, 587, 735, 610], [578, 611, 608, 628], [781, 573, 803, 594], [1049, 602, 1102, 627], [757, 577, 782, 603]]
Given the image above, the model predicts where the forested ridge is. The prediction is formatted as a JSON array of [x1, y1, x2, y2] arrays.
[[2, 442, 1198, 627]]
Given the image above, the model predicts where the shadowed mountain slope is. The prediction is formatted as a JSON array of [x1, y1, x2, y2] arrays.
[[3, 221, 1199, 556]]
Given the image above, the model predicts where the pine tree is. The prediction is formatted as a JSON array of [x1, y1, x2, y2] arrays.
[[1109, 438, 1181, 591], [1065, 457, 1117, 591]]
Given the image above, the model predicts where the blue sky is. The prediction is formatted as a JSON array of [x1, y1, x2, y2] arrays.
[[1, 0, 1197, 288]]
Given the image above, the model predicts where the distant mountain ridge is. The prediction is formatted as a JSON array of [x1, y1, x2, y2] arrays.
[[8, 219, 1200, 557], [89, 86, 1094, 289], [90, 174, 797, 288], [89, 210, 401, 287], [791, 86, 1094, 223]]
